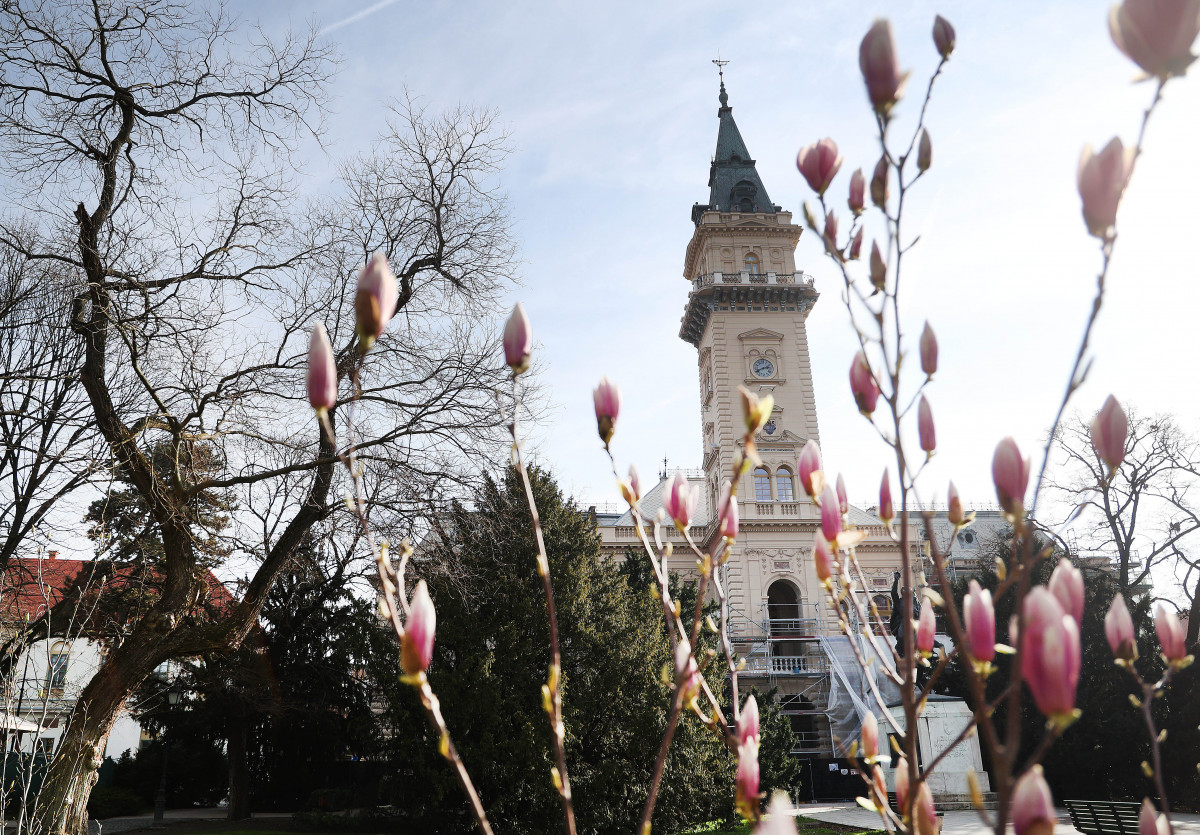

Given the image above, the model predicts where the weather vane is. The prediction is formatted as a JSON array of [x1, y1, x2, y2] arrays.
[[712, 55, 729, 85]]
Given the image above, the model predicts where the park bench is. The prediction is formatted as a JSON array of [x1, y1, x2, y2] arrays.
[[1065, 800, 1144, 835]]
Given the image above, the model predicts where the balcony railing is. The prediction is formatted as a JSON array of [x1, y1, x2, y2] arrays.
[[741, 655, 829, 676], [692, 271, 816, 290]]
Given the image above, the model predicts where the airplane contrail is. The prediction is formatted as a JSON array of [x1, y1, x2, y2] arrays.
[[319, 0, 404, 37]]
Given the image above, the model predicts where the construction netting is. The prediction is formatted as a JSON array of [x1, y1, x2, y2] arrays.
[[820, 633, 901, 757]]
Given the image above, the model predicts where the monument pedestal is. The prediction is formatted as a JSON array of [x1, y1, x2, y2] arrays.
[[879, 695, 992, 807]]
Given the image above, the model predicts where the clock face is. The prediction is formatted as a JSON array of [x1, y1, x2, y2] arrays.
[[753, 358, 775, 378]]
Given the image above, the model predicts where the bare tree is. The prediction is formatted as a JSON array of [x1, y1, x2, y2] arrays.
[[0, 2, 518, 831], [1049, 408, 1200, 643]]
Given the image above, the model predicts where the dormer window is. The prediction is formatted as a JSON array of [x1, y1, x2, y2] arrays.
[[744, 253, 760, 275]]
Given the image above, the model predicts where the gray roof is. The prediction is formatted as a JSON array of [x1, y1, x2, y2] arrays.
[[614, 471, 711, 529], [693, 83, 778, 224]]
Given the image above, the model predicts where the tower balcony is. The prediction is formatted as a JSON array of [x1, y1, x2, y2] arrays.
[[691, 270, 816, 290], [679, 272, 819, 346]]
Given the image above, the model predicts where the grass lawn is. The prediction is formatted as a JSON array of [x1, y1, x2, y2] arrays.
[[672, 815, 886, 835]]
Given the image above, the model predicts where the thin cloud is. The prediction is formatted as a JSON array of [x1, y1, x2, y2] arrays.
[[319, 0, 403, 37]]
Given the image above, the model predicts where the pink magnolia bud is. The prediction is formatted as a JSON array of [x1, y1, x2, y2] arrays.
[[918, 396, 936, 453], [719, 481, 739, 540], [735, 739, 761, 820], [739, 695, 760, 746], [870, 157, 889, 208], [848, 168, 865, 216], [917, 129, 932, 173], [860, 710, 879, 761], [1048, 560, 1085, 626], [798, 440, 823, 498], [933, 15, 956, 59], [869, 241, 886, 292], [836, 474, 849, 516], [1021, 588, 1081, 722], [859, 19, 907, 114], [759, 793, 799, 835], [917, 597, 936, 653], [813, 532, 835, 583], [663, 472, 698, 530], [820, 483, 842, 542], [1109, 0, 1200, 79], [306, 323, 337, 413], [919, 322, 938, 376], [879, 469, 894, 523], [354, 252, 398, 347], [620, 464, 642, 505], [1012, 766, 1057, 835], [1078, 138, 1134, 239], [850, 351, 881, 415], [593, 376, 621, 445], [1140, 799, 1170, 835], [740, 386, 774, 435], [1091, 395, 1128, 474], [849, 227, 864, 261], [796, 138, 844, 196], [1106, 593, 1138, 662], [992, 437, 1030, 517], [965, 580, 996, 662], [823, 210, 840, 254], [675, 639, 701, 702], [947, 481, 964, 526], [503, 302, 533, 374], [914, 782, 939, 835], [1155, 602, 1188, 662], [894, 754, 910, 811], [401, 580, 437, 675]]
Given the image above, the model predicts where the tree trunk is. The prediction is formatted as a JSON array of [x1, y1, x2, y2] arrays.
[[227, 713, 251, 820], [1187, 577, 1200, 652], [32, 628, 163, 835]]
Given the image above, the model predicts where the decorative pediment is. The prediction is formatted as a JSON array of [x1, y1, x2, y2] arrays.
[[738, 328, 785, 341], [756, 428, 808, 446]]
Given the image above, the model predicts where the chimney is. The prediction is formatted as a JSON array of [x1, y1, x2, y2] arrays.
[[48, 551, 58, 560]]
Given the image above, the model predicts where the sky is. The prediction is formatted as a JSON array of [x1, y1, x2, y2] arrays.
[[241, 0, 1200, 524]]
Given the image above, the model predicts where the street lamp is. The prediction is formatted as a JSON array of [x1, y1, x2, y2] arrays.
[[152, 679, 184, 827]]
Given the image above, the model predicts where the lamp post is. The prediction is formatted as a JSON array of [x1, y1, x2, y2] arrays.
[[152, 680, 183, 827]]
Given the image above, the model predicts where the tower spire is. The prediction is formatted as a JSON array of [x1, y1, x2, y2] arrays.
[[712, 56, 730, 108]]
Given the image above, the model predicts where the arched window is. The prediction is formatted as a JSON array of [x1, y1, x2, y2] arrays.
[[46, 641, 69, 692], [767, 581, 801, 624], [753, 467, 772, 501], [871, 594, 893, 635], [776, 467, 795, 502], [744, 253, 760, 275]]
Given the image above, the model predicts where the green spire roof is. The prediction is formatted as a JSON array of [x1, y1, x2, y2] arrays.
[[695, 82, 778, 224]]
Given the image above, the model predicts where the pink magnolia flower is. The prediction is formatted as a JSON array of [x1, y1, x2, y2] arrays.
[[917, 598, 936, 653], [620, 464, 642, 506], [820, 483, 842, 542], [1091, 395, 1128, 474], [1155, 602, 1188, 662], [1012, 766, 1057, 835], [823, 210, 840, 254], [1049, 560, 1085, 626], [894, 754, 910, 811], [836, 474, 849, 516], [850, 351, 881, 415], [965, 580, 996, 662], [593, 376, 620, 445], [739, 695, 760, 746], [1109, 0, 1200, 78], [719, 481, 739, 540], [354, 252, 399, 347], [813, 532, 835, 583], [859, 19, 907, 114], [306, 323, 337, 413], [1078, 138, 1134, 239], [736, 740, 761, 820], [675, 639, 700, 700], [797, 440, 823, 498], [848, 168, 865, 216], [879, 469, 894, 523], [947, 481, 964, 526], [992, 437, 1031, 517], [663, 472, 698, 530], [1021, 588, 1081, 723], [401, 580, 437, 675], [870, 156, 889, 208], [796, 138, 843, 196], [869, 241, 886, 292], [914, 782, 939, 835], [933, 15, 956, 59], [919, 322, 938, 376], [1105, 593, 1138, 661], [849, 227, 864, 260], [503, 302, 533, 373], [860, 710, 879, 761], [740, 386, 774, 435], [917, 129, 932, 172], [918, 396, 936, 453], [756, 793, 799, 835], [1140, 799, 1170, 835]]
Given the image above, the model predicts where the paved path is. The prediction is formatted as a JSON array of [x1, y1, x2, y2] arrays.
[[89, 809, 290, 835], [796, 802, 1200, 835]]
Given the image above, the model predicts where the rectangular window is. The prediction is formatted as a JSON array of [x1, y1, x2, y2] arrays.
[[35, 737, 54, 756], [777, 477, 795, 502], [45, 654, 68, 691], [754, 472, 772, 502]]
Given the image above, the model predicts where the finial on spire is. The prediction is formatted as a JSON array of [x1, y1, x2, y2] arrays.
[[712, 56, 730, 107]]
